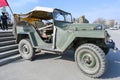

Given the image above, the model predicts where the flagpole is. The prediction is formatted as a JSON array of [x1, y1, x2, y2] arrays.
[[5, 0, 17, 36], [5, 0, 17, 23], [8, 5, 14, 15], [5, 0, 14, 15]]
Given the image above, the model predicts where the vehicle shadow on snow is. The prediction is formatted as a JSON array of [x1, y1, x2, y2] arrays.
[[102, 49, 120, 79], [28, 49, 120, 79], [34, 50, 75, 61]]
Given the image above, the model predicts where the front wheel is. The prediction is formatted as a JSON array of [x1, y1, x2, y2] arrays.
[[75, 43, 106, 78], [19, 39, 35, 60]]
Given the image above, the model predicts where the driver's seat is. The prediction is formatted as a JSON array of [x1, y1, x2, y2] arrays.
[[34, 21, 53, 43]]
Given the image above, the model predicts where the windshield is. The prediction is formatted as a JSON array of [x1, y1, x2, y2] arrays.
[[54, 10, 72, 22]]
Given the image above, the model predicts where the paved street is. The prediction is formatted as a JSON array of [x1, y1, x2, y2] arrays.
[[0, 29, 120, 80]]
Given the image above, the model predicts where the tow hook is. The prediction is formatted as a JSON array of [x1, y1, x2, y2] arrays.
[[106, 39, 118, 53]]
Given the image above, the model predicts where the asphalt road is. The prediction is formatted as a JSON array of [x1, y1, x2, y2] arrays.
[[0, 29, 120, 80]]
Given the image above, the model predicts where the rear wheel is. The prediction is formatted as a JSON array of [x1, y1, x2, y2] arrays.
[[19, 39, 35, 60], [75, 43, 106, 78]]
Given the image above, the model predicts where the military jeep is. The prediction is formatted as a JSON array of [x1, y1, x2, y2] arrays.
[[13, 6, 115, 78]]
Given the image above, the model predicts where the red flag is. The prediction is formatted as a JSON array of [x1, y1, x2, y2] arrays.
[[0, 0, 8, 7]]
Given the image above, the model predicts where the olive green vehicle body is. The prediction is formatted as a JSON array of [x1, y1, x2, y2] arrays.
[[14, 7, 109, 53], [13, 6, 117, 78]]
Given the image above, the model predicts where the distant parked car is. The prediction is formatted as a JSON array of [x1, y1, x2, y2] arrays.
[[110, 27, 119, 30]]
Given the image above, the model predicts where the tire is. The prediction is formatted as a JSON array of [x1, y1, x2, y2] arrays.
[[75, 43, 106, 78], [19, 39, 35, 60]]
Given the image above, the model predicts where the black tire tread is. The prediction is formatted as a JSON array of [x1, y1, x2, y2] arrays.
[[75, 43, 106, 78], [19, 39, 35, 61]]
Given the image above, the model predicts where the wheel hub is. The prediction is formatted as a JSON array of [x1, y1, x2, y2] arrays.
[[81, 53, 96, 68], [23, 45, 29, 54], [84, 56, 92, 64]]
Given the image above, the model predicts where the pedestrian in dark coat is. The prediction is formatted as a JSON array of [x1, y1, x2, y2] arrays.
[[0, 16, 1, 29], [1, 12, 8, 30]]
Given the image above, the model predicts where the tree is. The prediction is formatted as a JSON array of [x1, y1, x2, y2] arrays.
[[93, 18, 106, 25], [107, 19, 116, 27], [72, 17, 79, 23]]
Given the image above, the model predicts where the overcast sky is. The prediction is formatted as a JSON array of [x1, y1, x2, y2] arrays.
[[2, 0, 120, 23]]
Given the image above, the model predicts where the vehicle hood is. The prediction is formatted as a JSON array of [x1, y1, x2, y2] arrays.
[[67, 23, 101, 31]]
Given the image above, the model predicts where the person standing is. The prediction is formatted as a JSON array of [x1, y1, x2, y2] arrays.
[[1, 12, 8, 30], [0, 16, 1, 29]]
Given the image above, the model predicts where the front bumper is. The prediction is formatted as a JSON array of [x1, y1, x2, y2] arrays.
[[106, 39, 115, 49], [106, 39, 118, 52]]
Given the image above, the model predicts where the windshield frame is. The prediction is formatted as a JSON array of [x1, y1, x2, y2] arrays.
[[53, 9, 72, 23]]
